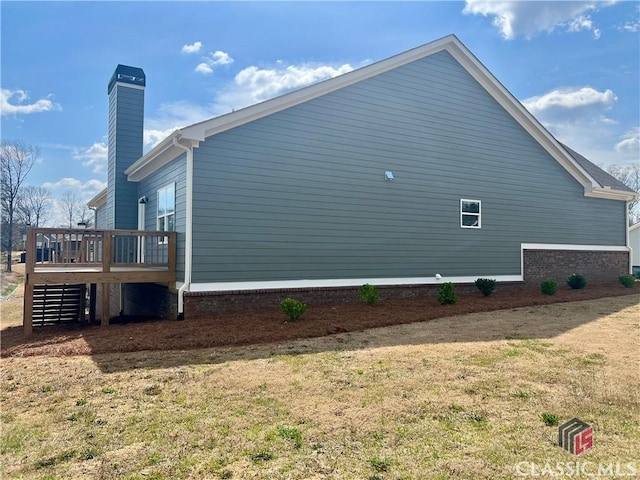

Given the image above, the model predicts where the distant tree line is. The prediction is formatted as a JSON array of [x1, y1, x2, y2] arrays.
[[1, 140, 95, 272]]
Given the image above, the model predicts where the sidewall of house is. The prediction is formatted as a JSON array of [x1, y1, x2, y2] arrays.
[[136, 153, 187, 284], [189, 50, 627, 286]]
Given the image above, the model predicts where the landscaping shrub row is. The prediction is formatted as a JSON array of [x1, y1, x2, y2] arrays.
[[278, 273, 636, 321]]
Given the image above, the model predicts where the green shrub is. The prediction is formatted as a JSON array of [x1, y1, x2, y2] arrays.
[[618, 274, 636, 288], [567, 273, 587, 290], [474, 278, 496, 297], [279, 298, 307, 322], [438, 282, 458, 305], [541, 280, 558, 296], [358, 284, 379, 305]]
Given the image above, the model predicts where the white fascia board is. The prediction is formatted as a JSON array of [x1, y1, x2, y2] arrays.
[[189, 275, 522, 293], [584, 188, 639, 202], [124, 133, 197, 182], [87, 188, 107, 208], [630, 223, 640, 232], [443, 41, 600, 194]]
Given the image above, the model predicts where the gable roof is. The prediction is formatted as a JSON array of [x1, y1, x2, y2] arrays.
[[561, 144, 635, 193], [124, 34, 636, 202]]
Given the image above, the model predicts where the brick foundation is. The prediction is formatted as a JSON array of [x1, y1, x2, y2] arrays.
[[183, 282, 529, 318], [181, 249, 629, 317], [523, 249, 629, 286]]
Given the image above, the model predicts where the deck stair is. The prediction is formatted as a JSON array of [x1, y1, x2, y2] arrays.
[[32, 284, 86, 326]]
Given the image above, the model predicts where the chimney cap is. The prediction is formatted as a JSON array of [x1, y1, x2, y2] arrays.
[[108, 64, 146, 94]]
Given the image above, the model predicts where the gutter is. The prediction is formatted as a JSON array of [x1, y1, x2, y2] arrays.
[[172, 136, 193, 319]]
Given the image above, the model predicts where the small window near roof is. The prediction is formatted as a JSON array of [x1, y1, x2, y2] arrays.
[[461, 199, 481, 228]]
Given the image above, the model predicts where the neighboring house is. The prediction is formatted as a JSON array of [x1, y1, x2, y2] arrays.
[[630, 223, 640, 276], [88, 34, 637, 320]]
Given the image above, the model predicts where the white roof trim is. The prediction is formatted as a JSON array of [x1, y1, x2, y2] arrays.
[[124, 34, 632, 201], [87, 188, 107, 208]]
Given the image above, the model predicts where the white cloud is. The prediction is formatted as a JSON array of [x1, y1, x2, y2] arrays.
[[195, 63, 213, 74], [462, 1, 613, 39], [73, 142, 108, 174], [622, 20, 640, 32], [522, 86, 638, 166], [1, 88, 61, 116], [143, 100, 213, 149], [42, 177, 106, 193], [181, 41, 203, 54], [144, 128, 180, 149], [522, 87, 617, 115], [215, 62, 354, 111], [40, 178, 107, 227], [140, 60, 354, 151], [615, 127, 640, 153], [194, 50, 234, 75]]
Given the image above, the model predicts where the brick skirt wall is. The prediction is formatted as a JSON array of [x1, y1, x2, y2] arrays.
[[523, 249, 629, 285], [183, 282, 530, 318], [181, 249, 629, 317]]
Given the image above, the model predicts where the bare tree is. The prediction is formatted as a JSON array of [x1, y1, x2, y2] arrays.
[[17, 185, 51, 228], [77, 204, 94, 228], [606, 163, 640, 225], [1, 141, 38, 272], [60, 191, 82, 228]]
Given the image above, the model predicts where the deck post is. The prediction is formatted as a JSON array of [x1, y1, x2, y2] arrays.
[[23, 228, 36, 336], [168, 232, 177, 289], [101, 283, 110, 327], [23, 283, 33, 336], [89, 283, 97, 323], [102, 231, 111, 273]]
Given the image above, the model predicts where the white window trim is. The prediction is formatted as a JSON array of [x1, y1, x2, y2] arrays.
[[157, 182, 175, 244], [460, 198, 481, 229]]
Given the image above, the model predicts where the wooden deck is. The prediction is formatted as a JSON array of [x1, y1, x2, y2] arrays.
[[23, 227, 176, 335]]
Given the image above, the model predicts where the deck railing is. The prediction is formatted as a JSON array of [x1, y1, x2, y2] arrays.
[[25, 227, 177, 272], [23, 227, 177, 335]]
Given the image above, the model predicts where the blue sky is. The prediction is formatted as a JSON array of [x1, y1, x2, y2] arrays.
[[2, 1, 639, 226]]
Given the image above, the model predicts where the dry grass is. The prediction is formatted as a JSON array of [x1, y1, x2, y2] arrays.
[[1, 295, 639, 479]]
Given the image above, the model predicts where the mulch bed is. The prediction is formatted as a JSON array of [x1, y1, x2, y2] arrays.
[[1, 284, 638, 358]]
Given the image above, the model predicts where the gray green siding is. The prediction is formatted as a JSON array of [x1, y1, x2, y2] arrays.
[[187, 50, 625, 283], [107, 84, 144, 229], [137, 154, 187, 283], [95, 204, 107, 229]]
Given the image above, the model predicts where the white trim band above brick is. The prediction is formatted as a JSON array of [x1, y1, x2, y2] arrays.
[[521, 243, 629, 252], [186, 243, 628, 292]]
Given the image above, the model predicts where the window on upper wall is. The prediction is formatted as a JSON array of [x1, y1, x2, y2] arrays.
[[157, 183, 175, 242], [460, 199, 481, 228]]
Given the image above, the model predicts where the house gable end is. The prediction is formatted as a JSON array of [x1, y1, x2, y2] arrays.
[[126, 35, 634, 203]]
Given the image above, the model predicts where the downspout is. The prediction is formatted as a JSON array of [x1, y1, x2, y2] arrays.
[[626, 200, 632, 274], [173, 136, 193, 319]]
